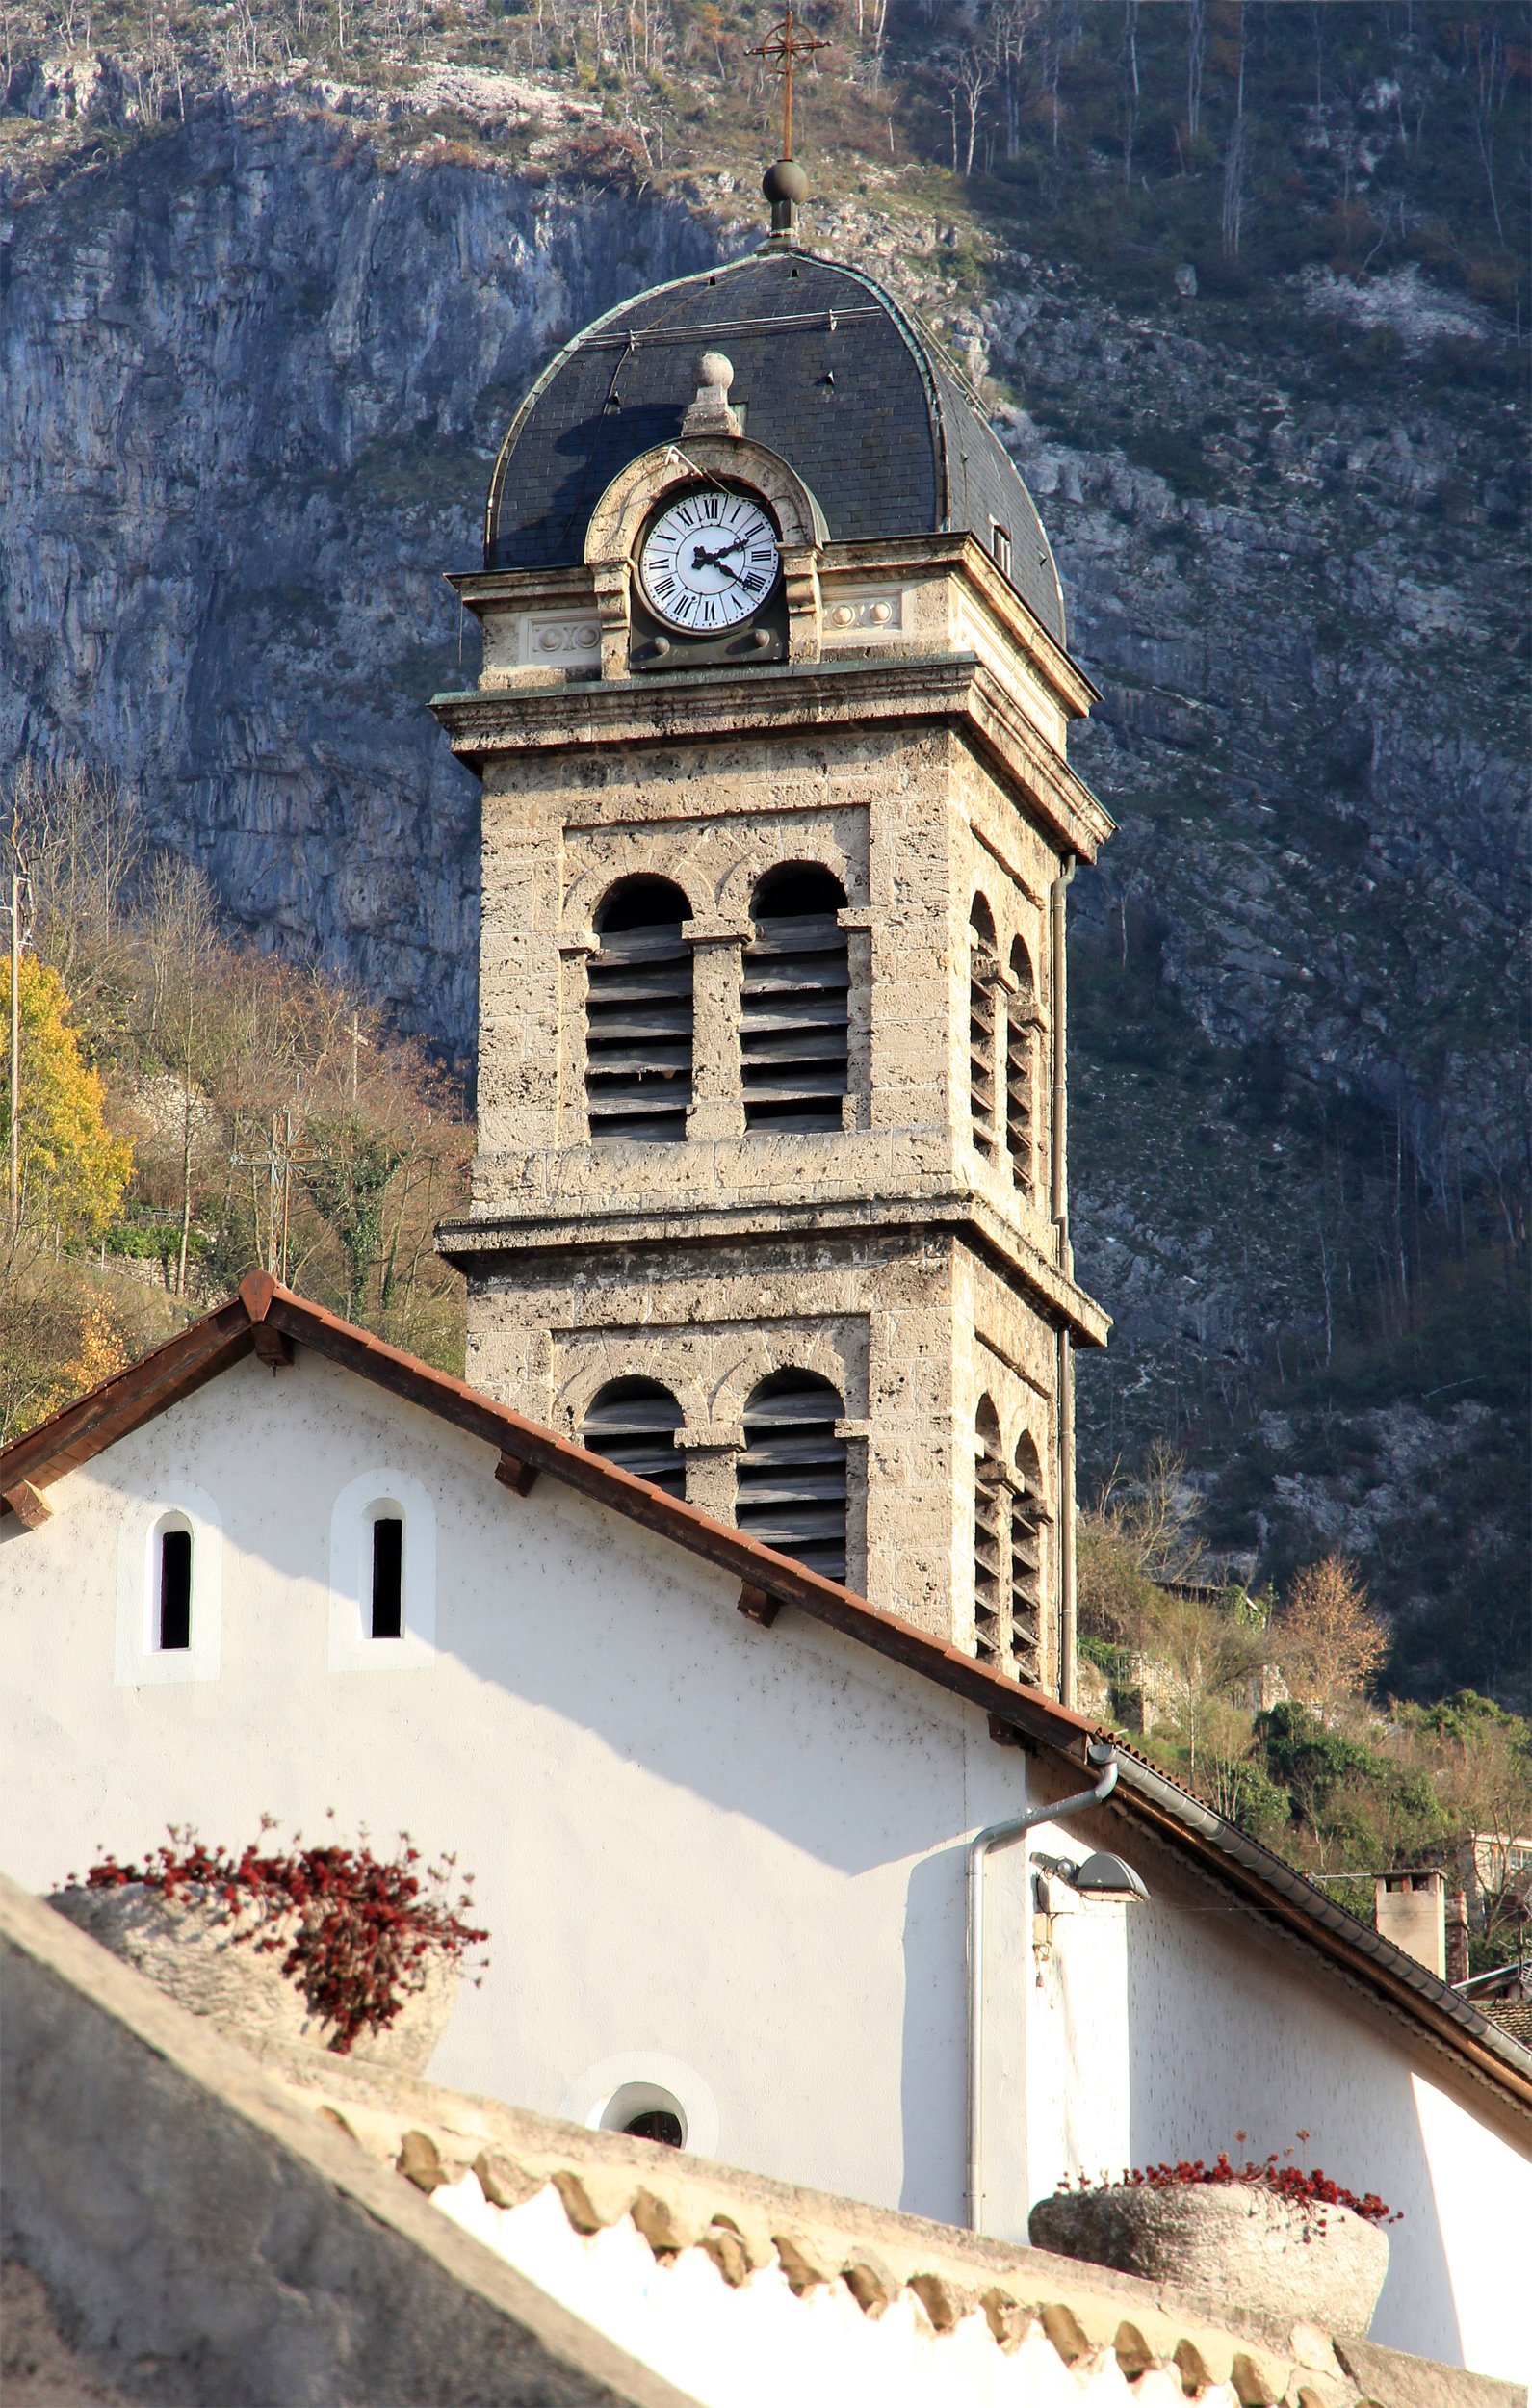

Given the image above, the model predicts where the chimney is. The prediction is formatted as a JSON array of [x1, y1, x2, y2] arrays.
[[1375, 1871, 1446, 1979], [1445, 1888, 1471, 1986]]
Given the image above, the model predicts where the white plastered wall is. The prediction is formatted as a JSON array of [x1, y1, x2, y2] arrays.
[[0, 1350, 1030, 2224], [1021, 1810, 1532, 2385], [1, 1348, 1526, 2380]]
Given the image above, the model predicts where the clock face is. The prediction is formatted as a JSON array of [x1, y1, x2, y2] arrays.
[[638, 489, 781, 633]]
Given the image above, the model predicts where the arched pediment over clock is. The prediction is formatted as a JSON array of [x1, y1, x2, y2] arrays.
[[584, 437, 827, 568]]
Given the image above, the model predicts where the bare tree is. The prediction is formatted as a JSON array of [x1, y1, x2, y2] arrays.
[[1186, 0, 1207, 143], [941, 37, 994, 176]]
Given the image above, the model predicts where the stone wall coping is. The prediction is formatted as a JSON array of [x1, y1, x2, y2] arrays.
[[0, 1871, 694, 2408], [222, 2023, 1526, 2408]]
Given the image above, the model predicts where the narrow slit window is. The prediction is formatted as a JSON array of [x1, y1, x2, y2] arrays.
[[583, 1377, 686, 1499], [585, 877, 693, 1142], [970, 899, 999, 1163], [991, 523, 1012, 579], [974, 1402, 1003, 1668], [157, 1525, 193, 1651], [370, 1514, 404, 1638], [740, 864, 849, 1133], [737, 1370, 846, 1582]]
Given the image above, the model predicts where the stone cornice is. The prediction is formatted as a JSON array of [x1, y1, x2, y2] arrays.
[[431, 653, 1114, 862], [438, 1193, 1111, 1348]]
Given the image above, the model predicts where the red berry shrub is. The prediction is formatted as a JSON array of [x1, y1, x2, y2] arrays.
[[71, 1822, 488, 2054], [1060, 2144, 1399, 2231]]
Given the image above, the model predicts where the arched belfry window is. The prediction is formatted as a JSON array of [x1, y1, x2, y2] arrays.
[[737, 1370, 846, 1581], [740, 865, 849, 1132], [585, 877, 693, 1141], [974, 1400, 1004, 1667], [1006, 937, 1037, 1200], [1010, 1435, 1047, 1687], [583, 1377, 686, 1500], [969, 899, 1000, 1162]]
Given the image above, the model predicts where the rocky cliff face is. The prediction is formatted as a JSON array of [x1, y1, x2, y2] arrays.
[[0, 95, 719, 1048], [2, 89, 1526, 1688]]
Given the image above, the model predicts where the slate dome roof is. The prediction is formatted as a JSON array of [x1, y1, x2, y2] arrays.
[[484, 246, 1067, 644]]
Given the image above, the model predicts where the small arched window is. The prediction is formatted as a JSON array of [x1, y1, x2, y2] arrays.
[[974, 1400, 1003, 1667], [737, 1369, 846, 1581], [969, 898, 1000, 1163], [1006, 937, 1037, 1200], [585, 877, 693, 1142], [740, 864, 849, 1132], [155, 1514, 193, 1651], [583, 1377, 686, 1500], [1010, 1434, 1047, 1687]]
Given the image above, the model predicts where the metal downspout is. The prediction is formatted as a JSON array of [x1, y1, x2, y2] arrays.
[[967, 1740, 1117, 2232], [1051, 856, 1078, 1709]]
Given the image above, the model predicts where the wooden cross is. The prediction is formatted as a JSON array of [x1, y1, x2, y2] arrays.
[[748, 4, 830, 161]]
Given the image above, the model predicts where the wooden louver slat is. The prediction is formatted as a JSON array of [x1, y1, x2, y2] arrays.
[[1006, 998, 1036, 1199], [583, 1380, 686, 1500], [737, 1372, 846, 1581], [586, 923, 693, 1142], [1010, 1491, 1043, 1685], [740, 911, 848, 1135], [974, 1449, 1004, 1668], [970, 935, 999, 1163]]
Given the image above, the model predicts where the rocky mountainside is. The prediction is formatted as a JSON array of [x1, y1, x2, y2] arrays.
[[1, 27, 1526, 1700]]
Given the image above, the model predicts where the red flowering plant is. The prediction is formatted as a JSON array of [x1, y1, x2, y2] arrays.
[[1058, 2133, 1400, 2235], [69, 1818, 488, 2054]]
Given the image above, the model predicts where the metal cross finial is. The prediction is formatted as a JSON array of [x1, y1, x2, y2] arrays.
[[748, 4, 830, 162]]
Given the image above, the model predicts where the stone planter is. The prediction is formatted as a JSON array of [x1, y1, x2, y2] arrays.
[[48, 1883, 459, 2072], [1028, 2180, 1389, 2336]]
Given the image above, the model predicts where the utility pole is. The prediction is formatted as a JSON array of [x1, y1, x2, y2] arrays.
[[6, 806, 27, 1243], [9, 868, 19, 1239]]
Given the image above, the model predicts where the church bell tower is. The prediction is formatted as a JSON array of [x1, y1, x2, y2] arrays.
[[433, 160, 1111, 1704]]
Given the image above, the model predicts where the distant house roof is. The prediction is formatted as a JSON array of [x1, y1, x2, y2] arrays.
[[6, 1273, 1529, 2121], [482, 246, 1067, 644]]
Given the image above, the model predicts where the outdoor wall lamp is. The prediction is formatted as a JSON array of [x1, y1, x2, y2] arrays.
[[1069, 1849, 1150, 1903], [967, 1740, 1151, 2233]]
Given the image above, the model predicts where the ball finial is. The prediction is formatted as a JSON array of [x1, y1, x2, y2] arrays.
[[698, 351, 735, 396], [763, 157, 809, 209]]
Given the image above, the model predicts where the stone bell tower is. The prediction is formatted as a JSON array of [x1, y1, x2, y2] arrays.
[[433, 169, 1111, 1703]]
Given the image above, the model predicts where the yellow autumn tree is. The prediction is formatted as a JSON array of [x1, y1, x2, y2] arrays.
[[1273, 1555, 1389, 1726], [1, 954, 132, 1244]]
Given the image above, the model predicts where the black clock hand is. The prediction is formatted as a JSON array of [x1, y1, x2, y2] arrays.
[[688, 536, 751, 570]]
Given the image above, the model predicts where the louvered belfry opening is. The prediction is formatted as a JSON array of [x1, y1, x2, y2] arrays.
[[1006, 938, 1037, 1200], [969, 898, 1000, 1162], [585, 877, 693, 1141], [736, 1369, 847, 1581], [740, 865, 849, 1133], [974, 1400, 1004, 1666], [583, 1377, 687, 1499], [1010, 1435, 1046, 1686]]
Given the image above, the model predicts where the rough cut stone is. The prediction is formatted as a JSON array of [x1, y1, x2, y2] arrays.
[[46, 1884, 459, 2074], [1029, 2182, 1389, 2340]]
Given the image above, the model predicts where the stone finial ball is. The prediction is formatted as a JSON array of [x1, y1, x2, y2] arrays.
[[698, 351, 735, 394], [762, 157, 809, 206]]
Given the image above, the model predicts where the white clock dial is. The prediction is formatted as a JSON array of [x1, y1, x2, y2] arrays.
[[639, 489, 781, 633]]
